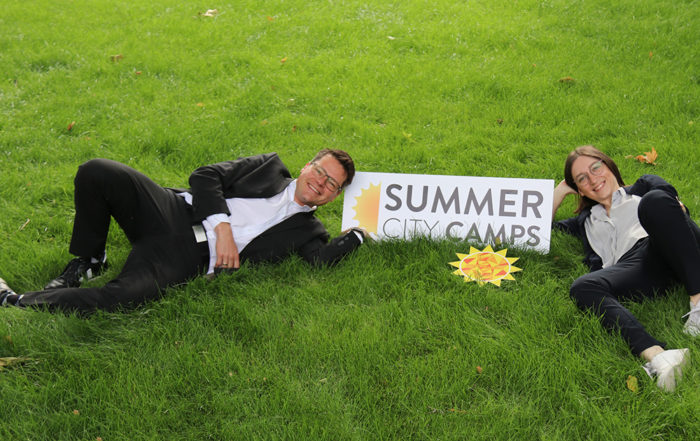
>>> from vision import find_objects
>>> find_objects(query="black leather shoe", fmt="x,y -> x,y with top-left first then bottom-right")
44,254 -> 108,290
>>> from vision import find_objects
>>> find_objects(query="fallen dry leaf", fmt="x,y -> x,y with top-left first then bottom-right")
626,375 -> 639,393
476,365 -> 483,374
19,218 -> 30,231
110,54 -> 123,62
649,51 -> 653,59
67,121 -> 75,131
625,146 -> 658,165
202,9 -> 219,17
196,102 -> 204,107
266,15 -> 275,21
280,56 -> 287,63
73,409 -> 80,415
559,76 -> 575,83
0,357 -> 31,370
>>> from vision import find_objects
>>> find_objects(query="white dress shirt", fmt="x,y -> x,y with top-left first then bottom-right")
180,181 -> 313,274
584,187 -> 648,268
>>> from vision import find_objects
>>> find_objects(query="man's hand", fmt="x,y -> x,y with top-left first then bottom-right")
214,222 -> 240,269
342,227 -> 372,242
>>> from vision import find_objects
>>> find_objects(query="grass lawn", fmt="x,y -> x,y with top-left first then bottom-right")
1,0 -> 699,439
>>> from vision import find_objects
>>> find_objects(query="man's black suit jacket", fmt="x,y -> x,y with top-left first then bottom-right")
186,152 -> 361,266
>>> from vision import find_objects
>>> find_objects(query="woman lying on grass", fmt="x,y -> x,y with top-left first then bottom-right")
552,145 -> 700,392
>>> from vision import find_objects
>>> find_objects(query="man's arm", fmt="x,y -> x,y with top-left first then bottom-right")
189,153 -> 292,270
297,229 -> 364,267
188,153 -> 290,221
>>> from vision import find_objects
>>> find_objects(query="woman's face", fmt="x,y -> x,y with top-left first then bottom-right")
570,155 -> 620,206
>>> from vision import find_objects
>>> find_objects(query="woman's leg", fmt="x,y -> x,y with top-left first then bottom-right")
638,189 -> 700,334
569,242 -> 673,356
638,189 -> 700,296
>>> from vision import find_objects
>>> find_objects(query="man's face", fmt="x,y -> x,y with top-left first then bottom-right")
294,154 -> 347,207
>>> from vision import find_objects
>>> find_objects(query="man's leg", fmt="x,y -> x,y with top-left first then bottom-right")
69,158 -> 184,257
46,159 -> 186,289
18,228 -> 207,312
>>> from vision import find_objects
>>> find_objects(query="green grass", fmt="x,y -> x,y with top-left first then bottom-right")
1,0 -> 699,439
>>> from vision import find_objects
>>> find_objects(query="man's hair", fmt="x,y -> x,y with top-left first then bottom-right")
564,145 -> 625,213
311,148 -> 356,188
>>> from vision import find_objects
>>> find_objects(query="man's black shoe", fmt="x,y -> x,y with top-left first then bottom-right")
44,255 -> 108,290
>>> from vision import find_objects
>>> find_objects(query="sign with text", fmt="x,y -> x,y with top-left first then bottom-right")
341,172 -> 554,253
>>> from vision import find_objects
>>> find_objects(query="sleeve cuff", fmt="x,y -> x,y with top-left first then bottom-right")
206,213 -> 230,229
351,229 -> 364,244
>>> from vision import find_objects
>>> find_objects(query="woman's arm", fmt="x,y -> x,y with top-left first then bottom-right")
552,180 -> 577,221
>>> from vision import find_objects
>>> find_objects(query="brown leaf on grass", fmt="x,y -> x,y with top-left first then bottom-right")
649,51 -> 653,59
19,218 -> 30,231
0,357 -> 31,370
476,365 -> 483,374
266,16 -> 275,21
559,76 -> 575,83
110,54 -> 123,62
280,56 -> 287,63
196,102 -> 204,107
449,408 -> 468,414
626,375 -> 639,393
73,409 -> 80,415
67,121 -> 75,131
625,147 -> 658,165
202,9 -> 219,17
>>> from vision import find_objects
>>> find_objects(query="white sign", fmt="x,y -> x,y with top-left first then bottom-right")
341,172 -> 554,252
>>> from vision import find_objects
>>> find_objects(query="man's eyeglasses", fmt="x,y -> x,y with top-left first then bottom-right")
575,160 -> 605,187
310,163 -> 342,193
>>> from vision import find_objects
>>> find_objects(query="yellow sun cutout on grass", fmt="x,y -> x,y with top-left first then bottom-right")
449,245 -> 521,286
352,183 -> 381,234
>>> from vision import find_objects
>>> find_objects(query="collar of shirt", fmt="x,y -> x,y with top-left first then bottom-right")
589,187 -> 627,221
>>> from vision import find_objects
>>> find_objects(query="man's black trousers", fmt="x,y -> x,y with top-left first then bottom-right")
19,159 -> 208,312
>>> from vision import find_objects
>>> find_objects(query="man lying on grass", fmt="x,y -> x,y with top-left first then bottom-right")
0,149 -> 365,312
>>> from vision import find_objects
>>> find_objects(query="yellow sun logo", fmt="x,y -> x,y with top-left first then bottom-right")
449,245 -> 521,286
352,183 -> 381,234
